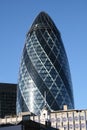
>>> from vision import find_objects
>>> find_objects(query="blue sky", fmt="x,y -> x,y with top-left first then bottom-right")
0,0 -> 87,111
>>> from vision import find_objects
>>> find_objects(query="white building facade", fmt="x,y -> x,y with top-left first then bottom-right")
30,106 -> 87,130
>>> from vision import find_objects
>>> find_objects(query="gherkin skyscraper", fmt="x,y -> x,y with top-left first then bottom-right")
17,12 -> 74,115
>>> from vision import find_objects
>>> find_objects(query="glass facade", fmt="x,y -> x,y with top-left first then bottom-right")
0,83 -> 16,118
17,12 -> 74,115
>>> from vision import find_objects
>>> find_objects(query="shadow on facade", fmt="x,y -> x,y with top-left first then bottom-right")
0,120 -> 58,130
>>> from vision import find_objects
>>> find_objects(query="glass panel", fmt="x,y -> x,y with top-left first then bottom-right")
44,59 -> 52,71
50,67 -> 57,79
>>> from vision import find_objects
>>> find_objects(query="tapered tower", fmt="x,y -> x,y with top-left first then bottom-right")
17,12 -> 74,115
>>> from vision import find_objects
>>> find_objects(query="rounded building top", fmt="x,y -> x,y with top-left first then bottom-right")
28,11 -> 61,38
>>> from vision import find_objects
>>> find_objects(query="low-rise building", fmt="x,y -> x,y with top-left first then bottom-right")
30,105 -> 87,130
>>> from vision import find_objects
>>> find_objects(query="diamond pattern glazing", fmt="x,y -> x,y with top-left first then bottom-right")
17,12 -> 74,115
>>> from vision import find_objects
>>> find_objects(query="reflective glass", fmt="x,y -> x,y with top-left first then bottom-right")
17,12 -> 74,115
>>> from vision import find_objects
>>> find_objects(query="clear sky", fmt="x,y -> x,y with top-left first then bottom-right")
0,0 -> 87,112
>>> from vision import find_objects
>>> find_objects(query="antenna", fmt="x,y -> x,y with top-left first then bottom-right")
44,91 -> 46,106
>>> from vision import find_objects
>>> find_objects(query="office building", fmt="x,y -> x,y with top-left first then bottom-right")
0,112 -> 57,130
0,83 -> 17,118
0,106 -> 87,130
30,105 -> 87,130
17,11 -> 74,115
